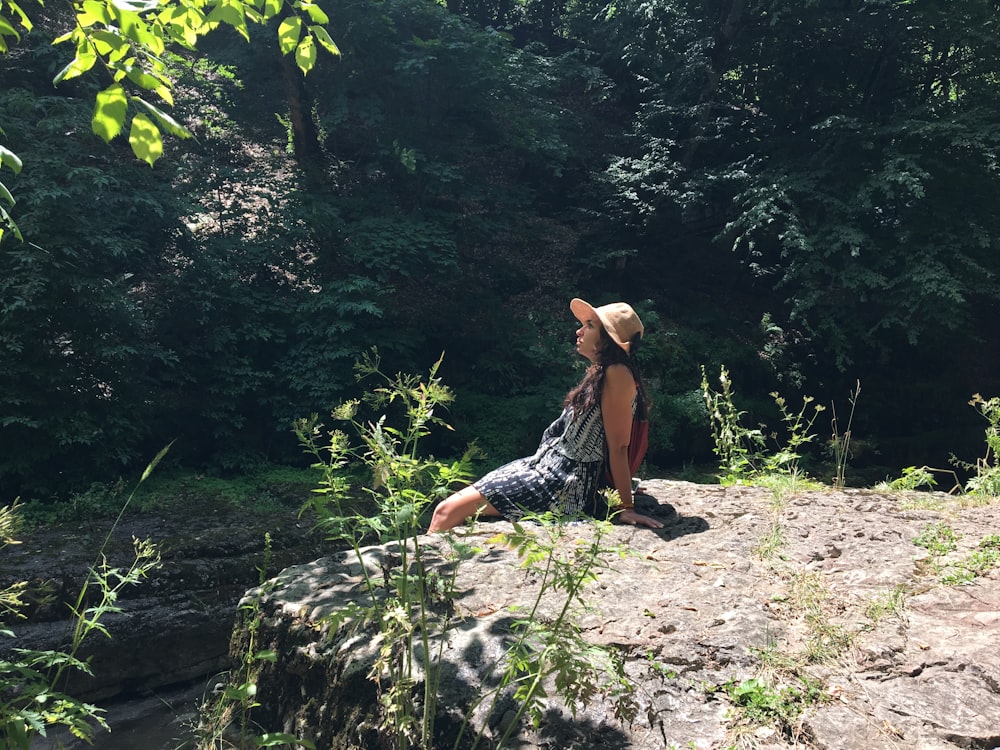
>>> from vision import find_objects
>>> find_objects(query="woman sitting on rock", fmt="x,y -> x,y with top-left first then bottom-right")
428,298 -> 664,532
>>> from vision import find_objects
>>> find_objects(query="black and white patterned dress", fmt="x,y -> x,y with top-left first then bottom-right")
473,404 -> 608,520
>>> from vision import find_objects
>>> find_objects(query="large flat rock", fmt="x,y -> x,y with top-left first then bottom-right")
236,480 -> 1000,749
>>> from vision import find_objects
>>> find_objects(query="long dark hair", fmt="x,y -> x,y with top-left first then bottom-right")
564,327 -> 649,418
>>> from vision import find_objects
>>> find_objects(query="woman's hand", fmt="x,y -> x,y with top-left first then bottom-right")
616,508 -> 664,529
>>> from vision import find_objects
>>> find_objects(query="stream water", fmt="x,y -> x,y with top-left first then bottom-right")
30,682 -> 203,750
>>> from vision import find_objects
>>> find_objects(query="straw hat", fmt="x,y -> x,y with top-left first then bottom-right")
570,298 -> 644,353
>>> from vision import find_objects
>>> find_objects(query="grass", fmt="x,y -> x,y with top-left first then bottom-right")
863,585 -> 908,625
16,464 -> 326,529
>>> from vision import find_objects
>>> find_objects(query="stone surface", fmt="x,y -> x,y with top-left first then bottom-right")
235,480 -> 1000,750
0,505 -> 330,703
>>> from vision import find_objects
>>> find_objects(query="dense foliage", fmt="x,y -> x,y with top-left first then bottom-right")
2,0 -> 999,498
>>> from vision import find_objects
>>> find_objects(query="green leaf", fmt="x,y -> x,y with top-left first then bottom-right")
0,145 -> 23,174
0,181 -> 14,205
262,0 -> 282,19
0,14 -> 21,46
124,66 -> 165,93
301,2 -> 329,24
129,20 -> 165,56
206,3 -> 249,42
79,0 -> 113,26
92,84 -> 128,142
158,5 -> 207,47
89,29 -> 128,57
309,25 -> 339,57
133,97 -> 191,139
0,202 -> 23,242
294,34 -> 316,75
257,733 -> 316,749
277,15 -> 302,55
53,51 -> 97,84
128,113 -> 163,166
8,0 -> 32,30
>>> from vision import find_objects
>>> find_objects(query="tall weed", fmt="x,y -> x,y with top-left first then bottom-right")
0,447 -> 167,748
700,365 -> 825,486
285,351 -> 633,749
952,393 -> 1000,497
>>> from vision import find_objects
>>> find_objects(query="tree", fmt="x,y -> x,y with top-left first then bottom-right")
0,0 -> 340,241
600,0 -> 1000,370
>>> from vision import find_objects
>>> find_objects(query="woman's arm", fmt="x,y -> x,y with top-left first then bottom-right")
601,365 -> 663,529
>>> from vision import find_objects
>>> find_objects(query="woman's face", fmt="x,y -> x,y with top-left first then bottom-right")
575,316 -> 604,363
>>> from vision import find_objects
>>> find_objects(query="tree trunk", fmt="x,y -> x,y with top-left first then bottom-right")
278,46 -> 326,189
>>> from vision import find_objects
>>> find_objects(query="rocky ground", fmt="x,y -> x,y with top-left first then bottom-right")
1,502 -> 332,749
237,479 -> 1000,750
4,479 -> 1000,749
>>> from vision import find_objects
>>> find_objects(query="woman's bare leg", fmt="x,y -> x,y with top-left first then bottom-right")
428,486 -> 500,532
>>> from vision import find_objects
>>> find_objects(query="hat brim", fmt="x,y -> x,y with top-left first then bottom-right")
570,297 -> 632,353
570,297 -> 597,324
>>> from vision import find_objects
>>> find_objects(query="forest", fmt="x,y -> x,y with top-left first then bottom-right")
2,0 -> 1000,501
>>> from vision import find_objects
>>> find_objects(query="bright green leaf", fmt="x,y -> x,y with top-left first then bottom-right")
0,181 -> 14,204
125,66 -> 168,94
158,5 -> 207,47
79,0 -> 113,26
206,3 -> 249,42
301,2 -> 329,24
309,25 -> 339,56
0,15 -> 20,45
277,15 -> 302,55
7,0 -> 31,31
133,97 -> 191,139
1,202 -> 23,242
128,113 -> 163,166
92,83 -> 129,142
53,51 -> 97,84
262,0 -> 281,19
52,27 -> 79,45
294,34 -> 316,74
130,21 -> 165,56
89,29 -> 128,57
0,146 -> 23,174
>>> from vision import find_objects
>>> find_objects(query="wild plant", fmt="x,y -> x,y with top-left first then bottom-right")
196,532 -> 316,749
913,522 -> 960,558
722,674 -> 824,740
700,365 -> 764,483
700,365 -> 825,487
455,514 -> 636,750
941,535 -> 1000,585
828,380 -> 860,488
288,352 -> 633,749
863,585 -> 908,625
0,447 -> 167,749
293,351 -> 476,749
752,522 -> 785,561
952,393 -> 1000,498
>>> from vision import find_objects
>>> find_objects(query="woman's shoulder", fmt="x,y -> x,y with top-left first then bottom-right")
603,363 -> 637,391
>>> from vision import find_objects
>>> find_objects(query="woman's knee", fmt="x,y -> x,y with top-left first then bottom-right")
429,488 -> 495,532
